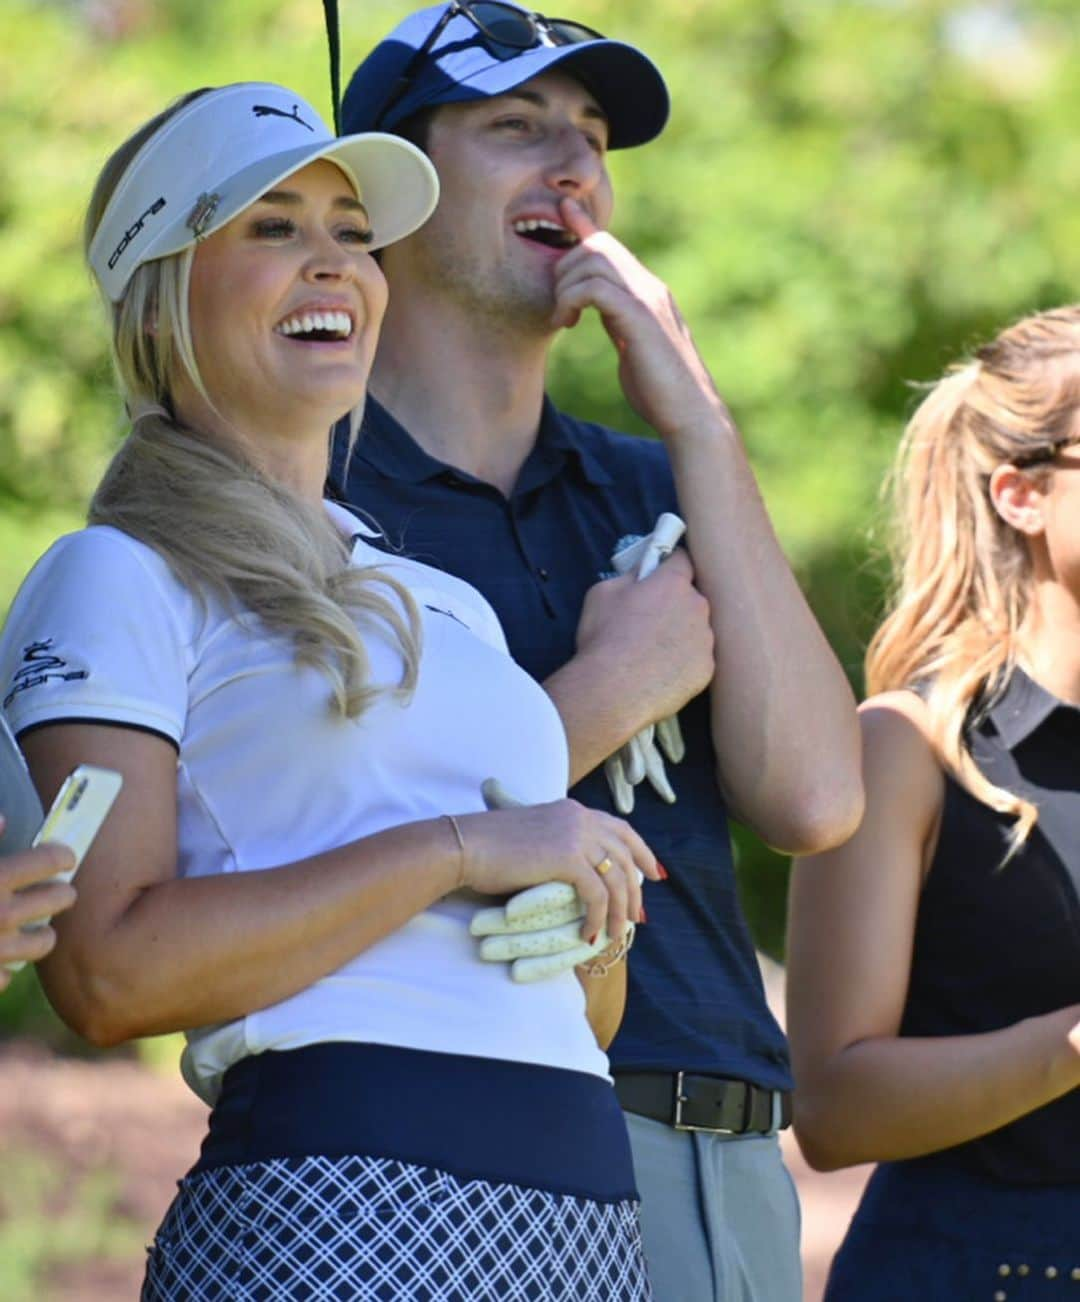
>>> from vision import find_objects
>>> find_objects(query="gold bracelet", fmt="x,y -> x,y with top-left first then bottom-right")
579,925 -> 635,979
443,814 -> 466,888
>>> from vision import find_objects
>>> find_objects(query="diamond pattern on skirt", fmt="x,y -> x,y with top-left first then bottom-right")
142,1153 -> 651,1300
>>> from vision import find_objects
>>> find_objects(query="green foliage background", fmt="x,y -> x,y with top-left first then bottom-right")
2,0 -> 1080,1032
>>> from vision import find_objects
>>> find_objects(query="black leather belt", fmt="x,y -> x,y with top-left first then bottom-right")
614,1071 -> 793,1134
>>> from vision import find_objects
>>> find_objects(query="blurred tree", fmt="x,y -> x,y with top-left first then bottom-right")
2,0 -> 1079,1031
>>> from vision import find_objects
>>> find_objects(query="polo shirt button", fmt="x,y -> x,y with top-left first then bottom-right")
998,1265 -> 1011,1277
538,568 -> 550,581
1046,1267 -> 1059,1279
1017,1265 -> 1030,1276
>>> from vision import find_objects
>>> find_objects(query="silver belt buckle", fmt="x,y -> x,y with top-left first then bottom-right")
672,1070 -> 739,1134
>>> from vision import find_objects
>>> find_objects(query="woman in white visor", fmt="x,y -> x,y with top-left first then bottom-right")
0,83 -> 659,1299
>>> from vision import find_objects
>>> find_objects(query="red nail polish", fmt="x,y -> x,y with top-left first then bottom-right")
588,932 -> 599,946
639,906 -> 648,924
656,861 -> 670,881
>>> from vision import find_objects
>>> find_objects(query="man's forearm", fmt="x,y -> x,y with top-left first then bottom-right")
545,653 -> 656,786
667,415 -> 863,853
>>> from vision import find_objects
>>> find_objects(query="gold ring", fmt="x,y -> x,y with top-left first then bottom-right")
594,856 -> 613,876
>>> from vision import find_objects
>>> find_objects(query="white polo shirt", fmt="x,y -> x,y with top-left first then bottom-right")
0,503 -> 608,1101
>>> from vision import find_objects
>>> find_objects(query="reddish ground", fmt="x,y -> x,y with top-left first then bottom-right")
0,1035 -> 870,1301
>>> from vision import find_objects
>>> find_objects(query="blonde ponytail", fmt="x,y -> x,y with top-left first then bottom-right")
868,306 -> 1080,852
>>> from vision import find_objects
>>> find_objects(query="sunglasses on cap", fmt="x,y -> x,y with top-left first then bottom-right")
373,1 -> 603,129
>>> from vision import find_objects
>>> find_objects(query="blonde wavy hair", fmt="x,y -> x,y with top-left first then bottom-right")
867,305 -> 1080,851
83,90 -> 420,718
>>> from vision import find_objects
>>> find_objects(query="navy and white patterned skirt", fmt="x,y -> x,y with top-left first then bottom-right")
142,1043 -> 651,1301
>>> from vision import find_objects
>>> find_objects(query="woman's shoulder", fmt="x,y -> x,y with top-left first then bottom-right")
858,690 -> 945,816
29,524 -> 178,586
860,687 -> 934,734
8,525 -> 198,636
1,526 -> 196,740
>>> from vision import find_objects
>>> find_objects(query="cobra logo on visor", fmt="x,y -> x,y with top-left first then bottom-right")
107,196 -> 167,270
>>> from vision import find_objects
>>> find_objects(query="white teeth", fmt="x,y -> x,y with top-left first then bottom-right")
275,310 -> 353,339
513,218 -> 566,233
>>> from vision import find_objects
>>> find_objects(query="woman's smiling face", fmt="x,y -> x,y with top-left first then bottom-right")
182,158 -> 388,444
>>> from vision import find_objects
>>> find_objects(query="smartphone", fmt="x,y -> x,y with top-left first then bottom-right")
4,764 -> 123,972
31,765 -> 123,882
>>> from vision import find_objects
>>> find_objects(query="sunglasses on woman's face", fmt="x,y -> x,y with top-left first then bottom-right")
373,2 -> 603,128
1011,439 -> 1080,469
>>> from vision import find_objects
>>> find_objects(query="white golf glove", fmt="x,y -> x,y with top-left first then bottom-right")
471,778 -> 634,983
604,513 -> 687,814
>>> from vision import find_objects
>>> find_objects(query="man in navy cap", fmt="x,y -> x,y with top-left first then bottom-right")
334,4 -> 863,1297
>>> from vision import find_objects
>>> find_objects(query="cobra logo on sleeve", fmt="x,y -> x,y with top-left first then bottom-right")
3,640 -> 88,709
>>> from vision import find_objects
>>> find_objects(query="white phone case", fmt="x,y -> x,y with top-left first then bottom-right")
32,765 -> 123,882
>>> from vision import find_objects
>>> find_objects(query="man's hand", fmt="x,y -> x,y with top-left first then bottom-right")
576,549 -> 714,732
552,197 -> 728,443
550,203 -> 862,850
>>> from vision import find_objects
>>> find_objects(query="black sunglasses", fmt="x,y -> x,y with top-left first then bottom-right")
373,1 -> 603,129
1010,437 -> 1080,469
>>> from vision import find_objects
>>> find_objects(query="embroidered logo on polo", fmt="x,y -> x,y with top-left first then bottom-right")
3,640 -> 88,709
107,196 -> 167,269
424,604 -> 470,630
252,103 -> 314,132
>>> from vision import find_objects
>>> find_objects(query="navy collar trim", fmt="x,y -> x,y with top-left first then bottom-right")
355,395 -> 613,490
986,667 -> 1073,749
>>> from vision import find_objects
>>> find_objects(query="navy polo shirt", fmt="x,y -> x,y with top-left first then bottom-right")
331,396 -> 793,1089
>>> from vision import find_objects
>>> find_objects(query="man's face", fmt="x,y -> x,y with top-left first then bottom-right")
382,69 -> 614,334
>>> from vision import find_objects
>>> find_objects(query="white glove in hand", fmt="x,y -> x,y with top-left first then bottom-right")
473,779 -> 634,983
605,513 -> 687,814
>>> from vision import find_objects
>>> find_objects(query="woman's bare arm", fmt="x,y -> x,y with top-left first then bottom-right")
30,723 -> 461,1044
786,694 -> 1080,1171
29,722 -> 657,1047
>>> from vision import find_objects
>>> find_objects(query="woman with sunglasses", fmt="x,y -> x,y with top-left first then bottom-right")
787,308 -> 1080,1297
0,83 -> 658,1299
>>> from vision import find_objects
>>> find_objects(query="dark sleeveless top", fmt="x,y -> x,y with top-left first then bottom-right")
900,670 -> 1080,1183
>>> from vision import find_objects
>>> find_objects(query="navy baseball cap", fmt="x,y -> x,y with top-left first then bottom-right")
342,2 -> 669,150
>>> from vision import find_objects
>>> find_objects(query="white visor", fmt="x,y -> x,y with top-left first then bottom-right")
88,82 -> 439,302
